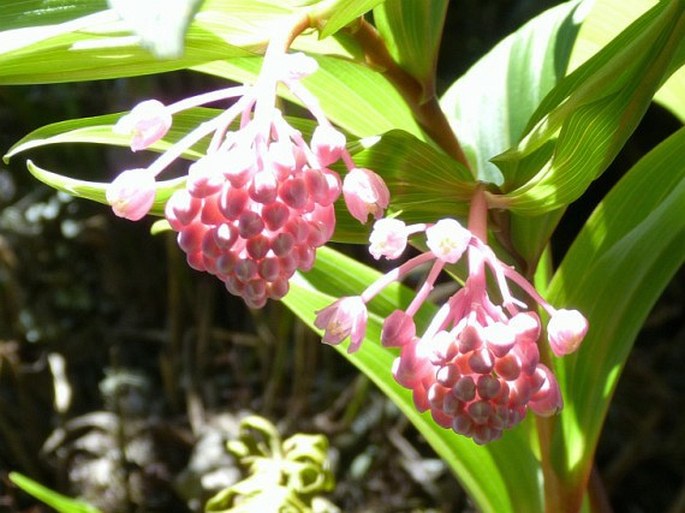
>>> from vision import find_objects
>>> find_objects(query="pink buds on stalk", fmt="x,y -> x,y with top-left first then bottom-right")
315,216 -> 588,444
108,51 -> 389,308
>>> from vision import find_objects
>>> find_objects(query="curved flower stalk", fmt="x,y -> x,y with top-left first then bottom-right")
315,191 -> 588,445
106,36 -> 388,309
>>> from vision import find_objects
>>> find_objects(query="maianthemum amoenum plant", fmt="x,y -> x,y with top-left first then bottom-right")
1,0 -> 684,512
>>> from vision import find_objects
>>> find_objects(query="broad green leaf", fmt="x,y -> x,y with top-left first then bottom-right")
440,0 -> 586,186
284,245 -> 543,513
195,55 -> 425,139
9,472 -> 101,513
107,0 -> 203,59
0,0 -> 354,85
25,160 -> 185,216
440,0 -> 587,266
569,0 -> 685,123
373,0 -> 449,100
496,0 -> 685,214
351,130 -> 475,223
312,0 -> 385,39
0,0 -> 107,31
546,126 -> 685,500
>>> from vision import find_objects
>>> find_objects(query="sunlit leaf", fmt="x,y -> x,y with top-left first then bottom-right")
440,0 -> 586,186
496,0 -> 685,214
4,109 -> 213,162
546,125 -> 685,500
569,0 -> 685,123
0,0 -> 354,85
440,0 -> 587,266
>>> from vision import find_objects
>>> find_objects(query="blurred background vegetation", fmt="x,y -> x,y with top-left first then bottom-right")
0,1 -> 683,512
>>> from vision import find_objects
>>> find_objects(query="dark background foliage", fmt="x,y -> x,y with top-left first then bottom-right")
0,1 -> 683,512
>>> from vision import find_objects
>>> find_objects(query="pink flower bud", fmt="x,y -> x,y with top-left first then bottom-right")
114,99 -> 171,152
392,338 -> 433,388
311,125 -> 346,167
314,296 -> 368,353
425,218 -> 471,263
547,309 -> 588,356
381,310 -> 416,347
369,218 -> 408,260
342,168 -> 390,223
106,169 -> 156,221
528,364 -> 563,416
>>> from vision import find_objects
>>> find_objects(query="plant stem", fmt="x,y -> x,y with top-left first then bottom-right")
350,19 -> 471,170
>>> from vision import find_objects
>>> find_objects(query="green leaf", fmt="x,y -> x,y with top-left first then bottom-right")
352,130 -> 475,222
25,160 -> 185,216
284,246 -> 543,513
373,0 -> 449,100
9,472 -> 101,513
496,0 -> 685,214
107,0 -> 203,59
0,0 -> 338,85
547,125 -> 685,497
440,0 -> 586,186
569,0 -> 685,123
0,0 -> 107,30
4,109 -> 218,162
313,0 -> 385,39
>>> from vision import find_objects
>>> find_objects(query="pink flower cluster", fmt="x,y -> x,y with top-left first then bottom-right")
106,53 -> 389,308
315,217 -> 588,444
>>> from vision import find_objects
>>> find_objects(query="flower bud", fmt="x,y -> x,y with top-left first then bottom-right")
528,364 -> 563,416
381,309 -> 416,347
114,99 -> 171,152
311,125 -> 346,167
342,168 -> 390,223
547,309 -> 588,356
106,169 -> 156,221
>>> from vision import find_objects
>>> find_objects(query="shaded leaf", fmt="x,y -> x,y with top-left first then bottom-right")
351,130 -> 476,224
373,0 -> 449,100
